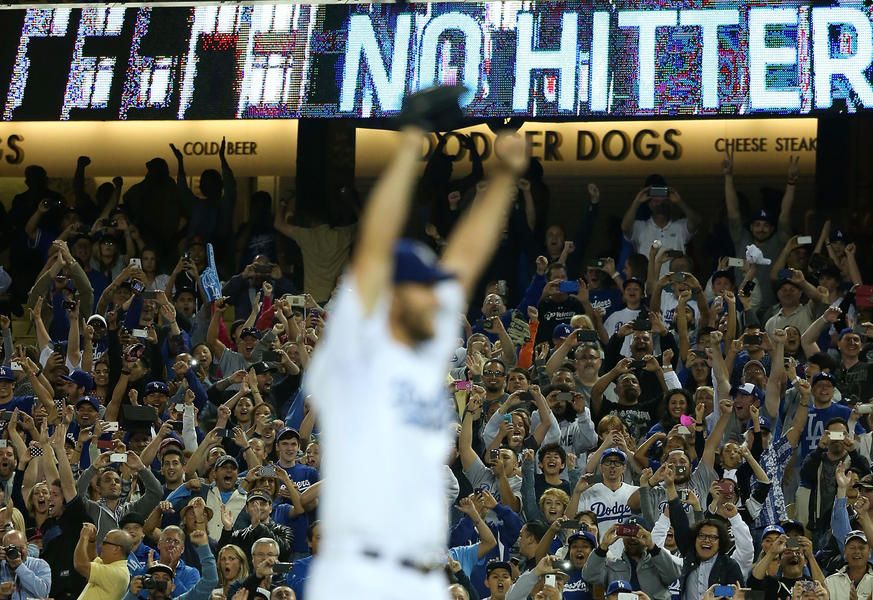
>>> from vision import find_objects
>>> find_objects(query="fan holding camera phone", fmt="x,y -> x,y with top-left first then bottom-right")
581,516 -> 680,600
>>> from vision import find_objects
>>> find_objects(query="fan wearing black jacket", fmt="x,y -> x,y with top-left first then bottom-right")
218,491 -> 294,565
664,466 -> 744,600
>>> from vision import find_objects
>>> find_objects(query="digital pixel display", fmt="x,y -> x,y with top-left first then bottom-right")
0,2 -> 871,121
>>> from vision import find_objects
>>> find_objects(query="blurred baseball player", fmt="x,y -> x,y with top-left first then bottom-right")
305,88 -> 528,600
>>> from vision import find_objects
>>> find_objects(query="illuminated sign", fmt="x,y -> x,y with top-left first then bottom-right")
1,3 -> 871,121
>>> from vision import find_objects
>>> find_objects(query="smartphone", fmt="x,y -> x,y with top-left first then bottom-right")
744,334 -> 763,346
618,594 -> 638,600
615,523 -> 639,537
103,421 -> 119,433
131,328 -> 149,339
110,453 -> 127,463
797,236 -> 813,245
130,279 -> 145,294
560,520 -> 582,529
142,290 -> 159,301
830,431 -> 846,441
778,268 -> 793,280
785,537 -> 801,550
800,580 -> 816,592
632,319 -> 651,331
455,380 -> 472,392
170,420 -> 184,432
630,359 -> 647,370
0,411 -> 13,423
649,186 -> 669,197
675,465 -> 688,476
556,392 -> 574,403
718,481 -> 736,496
858,404 -> 873,415
129,258 -> 142,269
577,330 -> 598,343
483,318 -> 494,329
253,264 -> 273,274
558,280 -> 580,294
544,574 -> 556,587
288,295 -> 306,307
29,446 -> 43,457
670,272 -> 687,283
677,425 -> 691,435
713,585 -> 735,598
174,404 -> 186,413
727,257 -> 745,268
741,280 -> 756,296
259,464 -> 276,477
217,428 -> 234,440
679,488 -> 690,501
262,350 -> 280,362
9,362 -> 22,372
271,562 -> 293,574
490,449 -> 500,462
97,440 -> 114,450
589,259 -> 606,270
503,414 -> 514,425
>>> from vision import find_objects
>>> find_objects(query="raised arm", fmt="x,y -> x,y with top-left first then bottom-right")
459,390 -> 484,471
778,156 -> 799,233
621,189 -> 648,238
170,144 -> 189,189
723,148 -> 741,221
351,128 -> 423,314
440,134 -> 527,298
785,379 -> 812,449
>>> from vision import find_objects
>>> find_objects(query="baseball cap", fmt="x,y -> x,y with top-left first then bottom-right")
146,563 -> 175,577
552,323 -> 573,340
240,327 -> 262,340
855,475 -> 873,490
600,448 -> 627,464
606,580 -> 634,595
119,513 -> 146,528
214,455 -> 239,470
830,228 -> 848,243
731,383 -> 763,402
751,208 -> 776,225
485,560 -> 512,576
246,490 -> 273,505
780,520 -> 805,536
0,366 -> 15,383
277,427 -> 301,442
746,415 -> 772,432
87,314 -> 107,327
159,437 -> 184,454
762,524 -> 785,538
839,327 -> 863,341
61,369 -> 94,392
846,530 -> 868,544
252,362 -> 277,375
568,530 -> 597,548
75,396 -> 100,411
393,239 -> 452,285
623,277 -> 644,290
743,359 -> 765,373
144,381 -> 169,396
812,372 -> 836,387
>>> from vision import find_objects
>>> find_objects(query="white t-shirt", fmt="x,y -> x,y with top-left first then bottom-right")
578,481 -> 639,529
629,218 -> 692,277
305,276 -> 463,561
604,308 -> 640,357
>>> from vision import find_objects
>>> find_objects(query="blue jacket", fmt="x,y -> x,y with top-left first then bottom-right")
124,545 -> 218,600
286,555 -> 313,600
0,556 -> 52,600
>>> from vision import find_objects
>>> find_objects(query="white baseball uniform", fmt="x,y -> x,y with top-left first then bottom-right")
304,275 -> 464,599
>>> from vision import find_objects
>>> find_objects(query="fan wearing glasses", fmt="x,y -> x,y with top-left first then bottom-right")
74,523 -> 133,600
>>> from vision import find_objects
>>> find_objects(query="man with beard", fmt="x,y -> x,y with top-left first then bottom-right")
159,446 -> 186,495
639,399 -> 731,528
167,455 -> 248,540
621,182 -> 700,270
590,360 -> 659,441
76,451 -> 163,543
582,517 -> 680,600
748,533 -> 824,600
141,381 -> 171,418
534,264 -> 586,345
60,369 -> 94,406
723,151 -> 798,308
124,529 -> 217,600
799,417 -> 871,549
41,424 -> 94,600
562,530 -> 597,600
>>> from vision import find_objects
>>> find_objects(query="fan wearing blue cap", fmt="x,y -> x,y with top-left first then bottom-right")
793,372 -> 861,462
303,116 -> 529,600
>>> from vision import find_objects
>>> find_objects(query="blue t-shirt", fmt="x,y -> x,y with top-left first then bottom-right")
589,288 -> 622,319
277,463 -> 320,553
563,570 -> 594,600
792,401 -> 863,462
286,555 -> 312,600
274,503 -> 311,555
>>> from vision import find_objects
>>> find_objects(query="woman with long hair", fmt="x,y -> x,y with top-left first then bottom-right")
218,544 -> 250,597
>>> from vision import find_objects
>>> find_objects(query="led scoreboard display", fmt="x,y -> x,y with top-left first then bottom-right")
0,2 -> 871,121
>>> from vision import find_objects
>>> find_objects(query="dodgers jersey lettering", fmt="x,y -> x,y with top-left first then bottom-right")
304,277 -> 464,560
578,482 -> 638,527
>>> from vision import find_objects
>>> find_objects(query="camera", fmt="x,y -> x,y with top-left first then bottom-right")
141,575 -> 167,592
3,545 -> 19,560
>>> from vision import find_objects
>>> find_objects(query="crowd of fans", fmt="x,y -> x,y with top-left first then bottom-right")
0,132 -> 871,600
